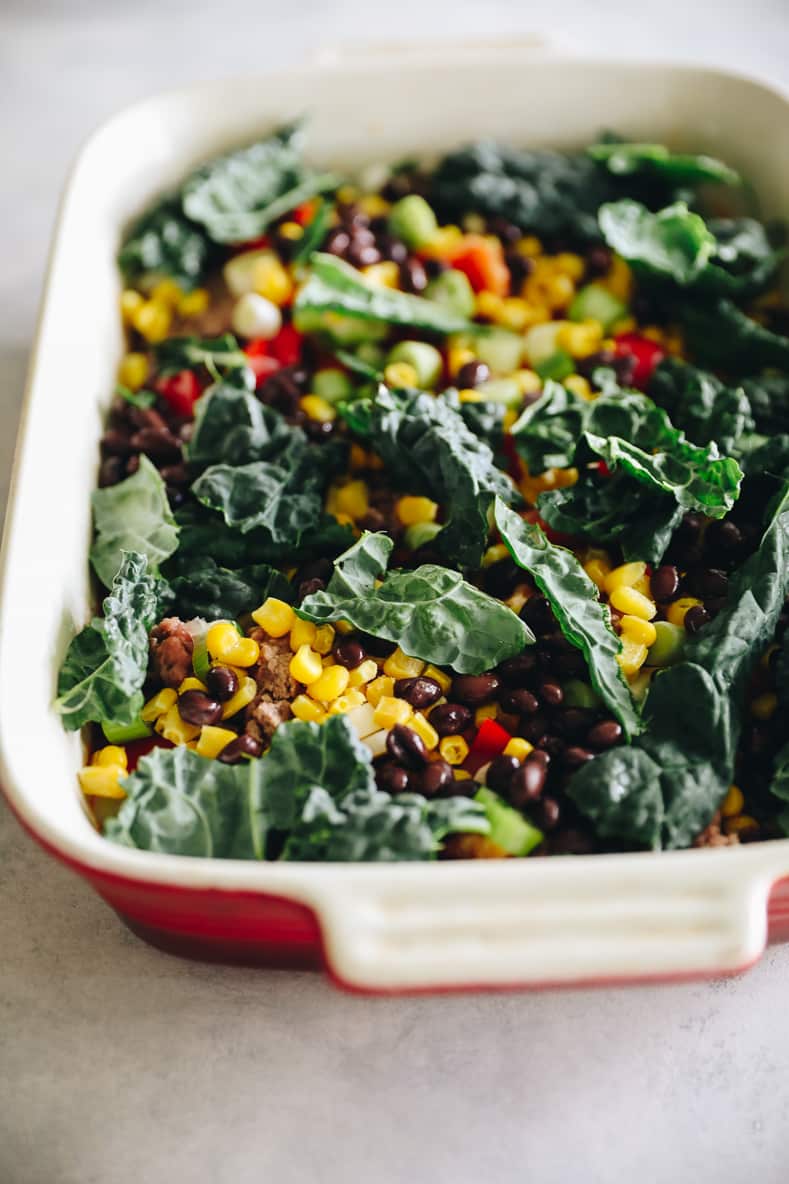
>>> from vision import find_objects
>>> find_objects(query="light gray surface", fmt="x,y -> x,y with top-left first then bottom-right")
2,3 -> 789,1181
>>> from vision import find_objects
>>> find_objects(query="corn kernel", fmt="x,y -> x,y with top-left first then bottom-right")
252,597 -> 295,638
751,692 -> 778,720
409,712 -> 439,750
475,704 -> 498,726
141,687 -> 178,722
423,664 -> 452,695
497,298 -> 534,332
291,694 -> 327,723
421,225 -> 463,259
554,252 -> 586,280
665,597 -> 703,628
564,375 -> 592,400
278,220 -> 304,241
348,658 -> 379,688
289,619 -> 317,651
506,586 -> 529,614
609,586 -> 657,621
439,735 -> 470,765
602,255 -> 633,301
150,278 -> 183,308
132,300 -> 172,343
178,676 -> 208,694
78,764 -> 127,799
457,389 -> 484,404
349,443 -> 370,471
156,704 -> 201,745
221,637 -> 260,668
335,480 -> 369,520
396,496 -> 438,526
120,289 -> 144,323
206,621 -> 241,661
358,194 -> 391,218
584,558 -> 611,591
383,648 -> 425,680
346,701 -> 378,739
290,644 -> 324,686
308,664 -> 350,703
604,561 -> 647,595
93,745 -> 128,771
617,638 -> 649,678
328,689 -> 366,714
196,726 -> 238,759
517,235 -> 543,257
312,625 -> 336,656
384,361 -> 419,388
252,253 -> 293,305
300,394 -> 336,423
503,737 -> 534,762
367,676 -> 395,709
177,287 -> 210,318
503,409 -> 518,432
336,184 -> 359,204
448,344 -> 476,377
361,261 -> 400,288
475,291 -> 504,321
724,814 -> 760,836
515,368 -> 542,395
543,272 -> 575,311
557,322 -> 603,358
373,696 -> 412,729
620,615 -> 658,647
482,543 -> 510,568
117,351 -> 149,391
721,784 -> 745,818
220,676 -> 257,720
453,768 -> 473,781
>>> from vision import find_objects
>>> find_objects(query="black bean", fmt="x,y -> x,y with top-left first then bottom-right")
496,651 -> 538,686
379,235 -> 408,264
348,242 -> 381,268
539,680 -> 564,707
125,455 -> 140,476
554,708 -> 596,739
325,229 -> 351,256
520,595 -> 555,635
540,735 -> 565,759
178,690 -> 223,727
500,687 -> 540,716
564,745 -> 596,769
98,456 -> 126,486
451,674 -> 501,706
100,429 -> 135,457
684,605 -> 710,634
417,759 -> 454,797
424,257 -> 447,279
699,568 -> 729,599
509,756 -> 548,806
445,777 -> 480,799
488,217 -> 522,245
537,797 -> 561,831
483,558 -> 521,600
160,463 -> 189,487
576,348 -> 617,380
585,244 -> 613,277
205,665 -> 239,703
376,762 -> 411,794
587,719 -> 623,750
218,734 -> 262,764
429,703 -> 472,737
487,754 -> 521,796
705,519 -> 743,557
332,636 -> 366,670
551,827 -> 595,855
394,675 -> 442,709
305,419 -> 336,441
456,360 -> 491,389
297,577 -> 326,601
386,724 -> 428,769
130,427 -> 182,464
651,564 -> 680,602
504,251 -> 532,291
399,257 -> 427,294
521,713 -> 548,744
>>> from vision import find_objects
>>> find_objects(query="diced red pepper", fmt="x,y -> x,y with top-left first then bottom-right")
593,460 -> 613,478
523,509 -> 579,548
244,339 -> 281,387
293,200 -> 318,227
231,234 -> 271,254
447,235 -> 510,297
124,736 -> 172,772
613,333 -> 665,389
155,369 -> 203,418
269,323 -> 304,367
501,434 -> 522,482
466,718 -> 512,774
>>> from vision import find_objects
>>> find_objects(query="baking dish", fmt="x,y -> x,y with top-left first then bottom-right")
3,40 -> 789,992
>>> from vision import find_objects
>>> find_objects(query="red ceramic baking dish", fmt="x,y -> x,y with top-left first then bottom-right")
3,41 -> 789,992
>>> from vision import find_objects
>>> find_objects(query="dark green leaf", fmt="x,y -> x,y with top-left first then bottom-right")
187,381 -> 291,468
117,195 -> 213,289
291,198 -> 334,265
589,142 -> 739,186
598,200 -> 716,285
298,532 -> 533,675
163,554 -> 292,620
679,298 -> 789,374
153,333 -> 252,383
115,384 -> 157,411
648,358 -> 754,454
55,552 -> 162,731
174,499 -> 354,569
494,500 -> 639,740
90,455 -> 179,588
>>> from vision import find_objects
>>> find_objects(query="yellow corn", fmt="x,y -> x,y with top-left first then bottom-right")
482,543 -> 510,568
289,645 -> 324,686
132,300 -> 172,343
475,704 -> 498,726
336,184 -> 359,204
300,395 -> 336,423
423,664 -> 451,695
312,625 -> 336,656
252,597 -> 295,638
328,689 -> 366,714
609,586 -> 657,621
156,704 -> 201,745
366,675 -> 395,708
604,562 -> 647,595
206,621 -> 242,661
721,784 -> 745,818
178,676 -> 208,694
289,618 -> 317,651
308,664 -> 350,703
410,712 -> 439,751
448,343 -> 476,377
666,597 -> 703,628
384,361 -> 418,388
383,648 -> 425,680
457,389 -> 484,403
515,368 -> 542,396
751,692 -> 778,721
177,288 -> 210,318
543,272 -> 576,311
453,769 -> 473,781
503,737 -> 534,762
291,694 -> 327,723
117,352 -> 149,391
348,658 -> 379,688
584,558 -> 610,591
564,375 -> 592,400
120,288 -> 144,323
505,586 -> 529,614
617,638 -> 649,678
554,252 -> 586,280
620,615 -> 658,647
601,255 -> 633,301
396,496 -> 438,526
278,220 -> 304,241
439,735 -> 470,765
150,278 -> 183,308
361,260 -> 400,288
358,194 -> 391,218
421,225 -> 463,258
78,763 -> 127,799
373,696 -> 412,729
141,687 -> 178,723
220,676 -> 257,720
724,814 -> 759,836
93,745 -> 128,771
475,291 -> 504,321
252,253 -> 293,305
335,480 -> 369,520
557,321 -> 603,358
221,637 -> 260,668
196,726 -> 238,759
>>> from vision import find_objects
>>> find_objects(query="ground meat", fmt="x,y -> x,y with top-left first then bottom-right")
693,812 -> 740,848
249,630 -> 300,701
169,275 -> 235,338
149,617 -> 194,688
247,698 -> 293,741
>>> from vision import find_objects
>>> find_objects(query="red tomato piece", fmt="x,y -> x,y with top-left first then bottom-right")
270,323 -> 304,366
447,235 -> 510,297
293,200 -> 317,226
155,369 -> 203,417
614,333 -> 665,389
466,718 -> 512,773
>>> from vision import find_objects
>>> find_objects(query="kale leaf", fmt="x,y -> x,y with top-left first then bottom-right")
162,554 -> 292,620
187,381 -> 291,468
174,499 -> 354,569
153,333 -> 252,383
678,298 -> 789,374
298,531 -> 533,674
598,200 -> 716,285
55,552 -> 162,731
90,455 -> 179,588
647,358 -> 754,454
494,500 -> 639,740
588,141 -> 739,186
117,195 -> 213,290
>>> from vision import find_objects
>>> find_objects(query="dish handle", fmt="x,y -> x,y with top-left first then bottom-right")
313,853 -> 778,992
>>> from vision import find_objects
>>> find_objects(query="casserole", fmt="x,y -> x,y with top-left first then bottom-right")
3,40 -> 789,992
